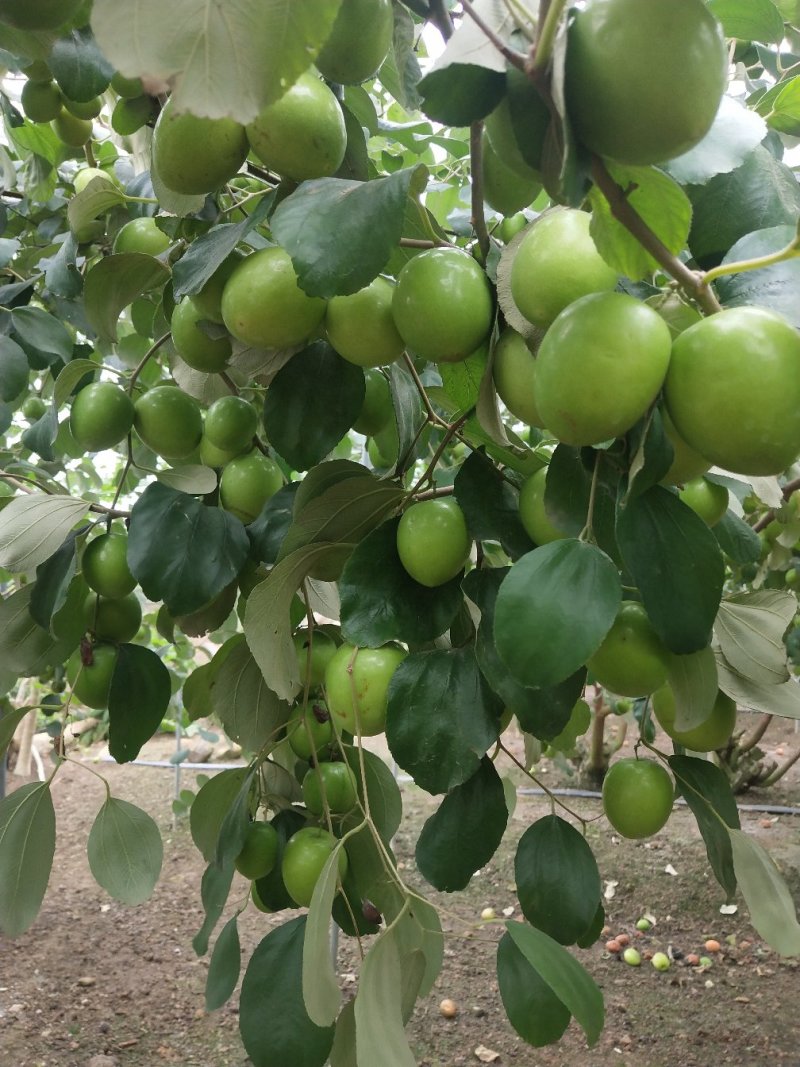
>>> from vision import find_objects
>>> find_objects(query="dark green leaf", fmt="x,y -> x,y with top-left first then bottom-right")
669,754 -> 740,902
388,361 -> 426,473
497,931 -> 571,1048
688,146 -> 800,266
0,583 -> 81,677
247,482 -> 300,565
0,782 -> 55,936
42,232 -> 81,298
212,639 -> 290,753
263,342 -> 365,471
30,534 -> 77,630
616,485 -> 724,654
87,797 -> 163,905
84,253 -> 171,342
625,409 -> 674,502
463,567 -> 586,741
386,647 -> 501,794
494,540 -> 621,688
190,767 -> 252,863
378,2 -> 422,111
336,104 -> 369,182
339,518 -> 463,646
239,917 -> 334,1067
416,757 -> 508,892
454,451 -> 534,559
716,225 -> 800,328
206,915 -> 241,1011
214,764 -> 257,871
20,404 -> 58,460
49,26 -> 114,101
172,197 -> 273,299
128,482 -> 250,616
714,510 -> 763,565
193,861 -> 234,957
271,166 -> 428,298
544,446 -> 619,562
0,335 -> 28,401
576,902 -> 606,948
515,815 -> 601,945
418,64 -> 505,125
12,306 -> 73,366
108,643 -> 172,763
505,921 -> 604,1046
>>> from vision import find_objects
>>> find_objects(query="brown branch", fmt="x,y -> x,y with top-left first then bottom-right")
589,157 -> 723,316
753,476 -> 800,533
737,712 -> 773,755
762,745 -> 800,787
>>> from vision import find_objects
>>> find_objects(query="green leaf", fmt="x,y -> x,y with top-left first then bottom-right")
730,828 -> 800,956
279,467 -> 404,560
108,643 -> 172,763
214,765 -> 258,870
0,335 -> 28,402
342,746 -> 402,845
497,931 -> 571,1048
87,796 -> 163,905
330,1000 -> 357,1067
464,566 -> 586,741
543,445 -> 619,562
0,706 -> 34,762
264,342 -> 365,471
515,815 -> 601,946
84,253 -> 171,343
354,929 -> 417,1067
589,163 -> 692,281
688,146 -> 800,266
438,345 -> 487,413
128,482 -> 250,617
625,408 -> 674,502
339,518 -> 463,646
386,647 -> 501,794
759,75 -> 800,137
494,540 -> 621,688
94,0 -> 343,124
387,361 -> 426,473
0,494 -> 89,573
303,844 -> 345,1027
716,652 -> 800,718
212,638 -> 290,752
30,533 -> 77,630
377,2 -> 422,111
206,915 -> 241,1012
12,306 -> 73,366
0,584 -> 81,676
505,921 -> 604,1046
669,755 -> 739,902
664,645 -> 719,732
616,486 -> 724,655
714,590 -> 795,686
0,782 -> 55,937
156,464 -> 218,495
49,26 -> 114,100
418,64 -> 505,125
716,225 -> 800,328
172,197 -> 273,299
714,510 -> 763,565
240,916 -> 334,1067
247,483 -> 299,565
67,177 -> 127,234
190,766 -> 251,863
53,358 -> 99,410
42,232 -> 81,298
394,895 -> 444,998
663,96 -> 767,186
193,861 -> 234,957
244,542 -> 352,701
707,0 -> 785,42
416,757 -> 508,892
20,404 -> 58,461
454,451 -> 534,559
271,166 -> 428,298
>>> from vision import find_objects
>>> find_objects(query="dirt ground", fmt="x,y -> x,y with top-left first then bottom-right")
1,713 -> 799,1067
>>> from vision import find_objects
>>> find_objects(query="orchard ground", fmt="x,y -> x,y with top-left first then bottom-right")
1,715 -> 799,1067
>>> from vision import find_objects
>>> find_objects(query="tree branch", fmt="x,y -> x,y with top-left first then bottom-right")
589,157 -> 723,316
752,475 -> 800,533
459,0 -> 527,69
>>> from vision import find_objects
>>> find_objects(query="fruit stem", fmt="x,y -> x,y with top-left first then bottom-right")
700,233 -> 800,289
530,0 -> 568,73
589,157 -> 723,316
459,0 -> 527,69
469,122 -> 492,262
128,331 -> 171,395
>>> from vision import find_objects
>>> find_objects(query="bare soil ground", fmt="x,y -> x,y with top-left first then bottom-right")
1,712 -> 799,1067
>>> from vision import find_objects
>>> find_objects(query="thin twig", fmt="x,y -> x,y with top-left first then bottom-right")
752,476 -> 800,533
469,123 -> 491,262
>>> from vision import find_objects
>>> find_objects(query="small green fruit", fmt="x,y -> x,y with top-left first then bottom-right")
623,947 -> 642,966
651,952 -> 670,971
